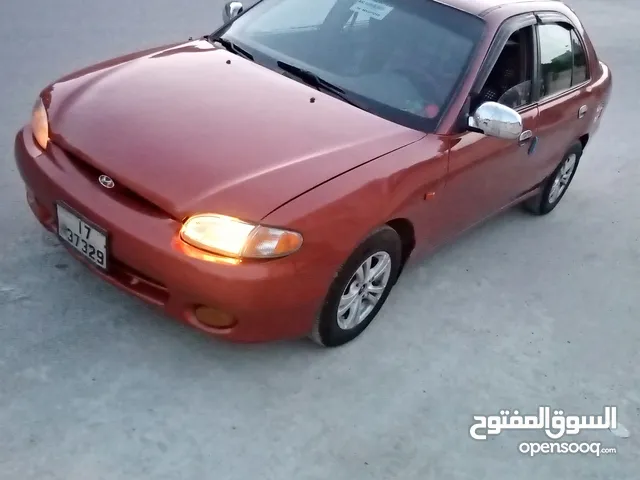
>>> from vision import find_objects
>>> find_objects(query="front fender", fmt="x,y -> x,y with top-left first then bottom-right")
261,135 -> 448,284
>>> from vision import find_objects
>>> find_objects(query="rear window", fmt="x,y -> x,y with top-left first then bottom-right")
538,23 -> 590,98
571,30 -> 588,84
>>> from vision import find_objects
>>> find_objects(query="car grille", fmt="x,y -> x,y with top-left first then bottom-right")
58,145 -> 171,219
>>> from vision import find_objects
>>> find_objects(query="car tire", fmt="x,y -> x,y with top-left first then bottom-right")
309,225 -> 402,348
523,142 -> 583,215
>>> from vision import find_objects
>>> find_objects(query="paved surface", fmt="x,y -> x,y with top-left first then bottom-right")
0,1 -> 638,479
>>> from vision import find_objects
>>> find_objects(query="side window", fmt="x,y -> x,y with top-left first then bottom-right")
474,26 -> 535,111
538,24 -> 572,97
571,30 -> 588,84
538,23 -> 589,99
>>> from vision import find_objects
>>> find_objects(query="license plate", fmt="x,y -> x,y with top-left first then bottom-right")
56,203 -> 108,270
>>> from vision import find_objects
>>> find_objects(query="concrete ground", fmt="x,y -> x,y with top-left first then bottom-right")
0,0 -> 638,479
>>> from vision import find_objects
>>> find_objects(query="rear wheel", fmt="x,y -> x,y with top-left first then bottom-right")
310,226 -> 402,348
523,142 -> 582,215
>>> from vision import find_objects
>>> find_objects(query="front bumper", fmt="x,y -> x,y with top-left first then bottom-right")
14,127 -> 327,343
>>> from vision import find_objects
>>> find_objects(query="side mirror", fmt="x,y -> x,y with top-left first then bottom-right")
223,1 -> 244,23
468,101 -> 523,141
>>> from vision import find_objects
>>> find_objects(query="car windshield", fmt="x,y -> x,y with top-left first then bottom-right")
216,0 -> 484,132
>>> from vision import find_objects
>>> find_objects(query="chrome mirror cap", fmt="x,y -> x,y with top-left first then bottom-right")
468,101 -> 523,141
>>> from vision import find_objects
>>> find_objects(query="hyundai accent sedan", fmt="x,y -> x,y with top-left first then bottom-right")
15,0 -> 612,347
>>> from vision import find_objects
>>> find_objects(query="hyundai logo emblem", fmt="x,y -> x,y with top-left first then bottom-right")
98,175 -> 115,189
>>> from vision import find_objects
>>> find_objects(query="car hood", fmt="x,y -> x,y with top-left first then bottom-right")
43,40 -> 425,221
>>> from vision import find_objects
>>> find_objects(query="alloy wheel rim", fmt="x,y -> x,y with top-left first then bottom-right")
336,252 -> 392,330
548,153 -> 577,204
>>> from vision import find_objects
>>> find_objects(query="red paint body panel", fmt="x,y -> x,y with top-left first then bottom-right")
441,104 -> 540,237
14,0 -> 613,343
44,40 -> 424,221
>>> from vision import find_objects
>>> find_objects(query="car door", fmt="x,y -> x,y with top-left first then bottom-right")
529,13 -> 596,183
437,14 -> 541,240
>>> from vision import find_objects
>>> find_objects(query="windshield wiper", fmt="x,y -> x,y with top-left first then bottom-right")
276,61 -> 366,111
209,36 -> 254,61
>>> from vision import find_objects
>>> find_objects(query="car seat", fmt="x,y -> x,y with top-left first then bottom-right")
479,40 -> 521,104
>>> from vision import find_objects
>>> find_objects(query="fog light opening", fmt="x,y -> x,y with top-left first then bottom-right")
194,306 -> 237,329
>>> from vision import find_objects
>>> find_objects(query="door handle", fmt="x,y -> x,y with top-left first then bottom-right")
518,130 -> 533,145
578,105 -> 588,118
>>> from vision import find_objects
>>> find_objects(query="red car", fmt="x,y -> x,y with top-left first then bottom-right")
15,0 -> 611,347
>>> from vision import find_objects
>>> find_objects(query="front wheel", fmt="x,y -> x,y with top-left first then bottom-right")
310,226 -> 402,348
523,142 -> 583,215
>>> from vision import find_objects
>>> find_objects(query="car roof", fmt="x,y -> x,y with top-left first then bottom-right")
439,0 -> 562,17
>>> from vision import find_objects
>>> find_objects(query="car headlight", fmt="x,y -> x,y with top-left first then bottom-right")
180,214 -> 303,259
31,98 -> 49,150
